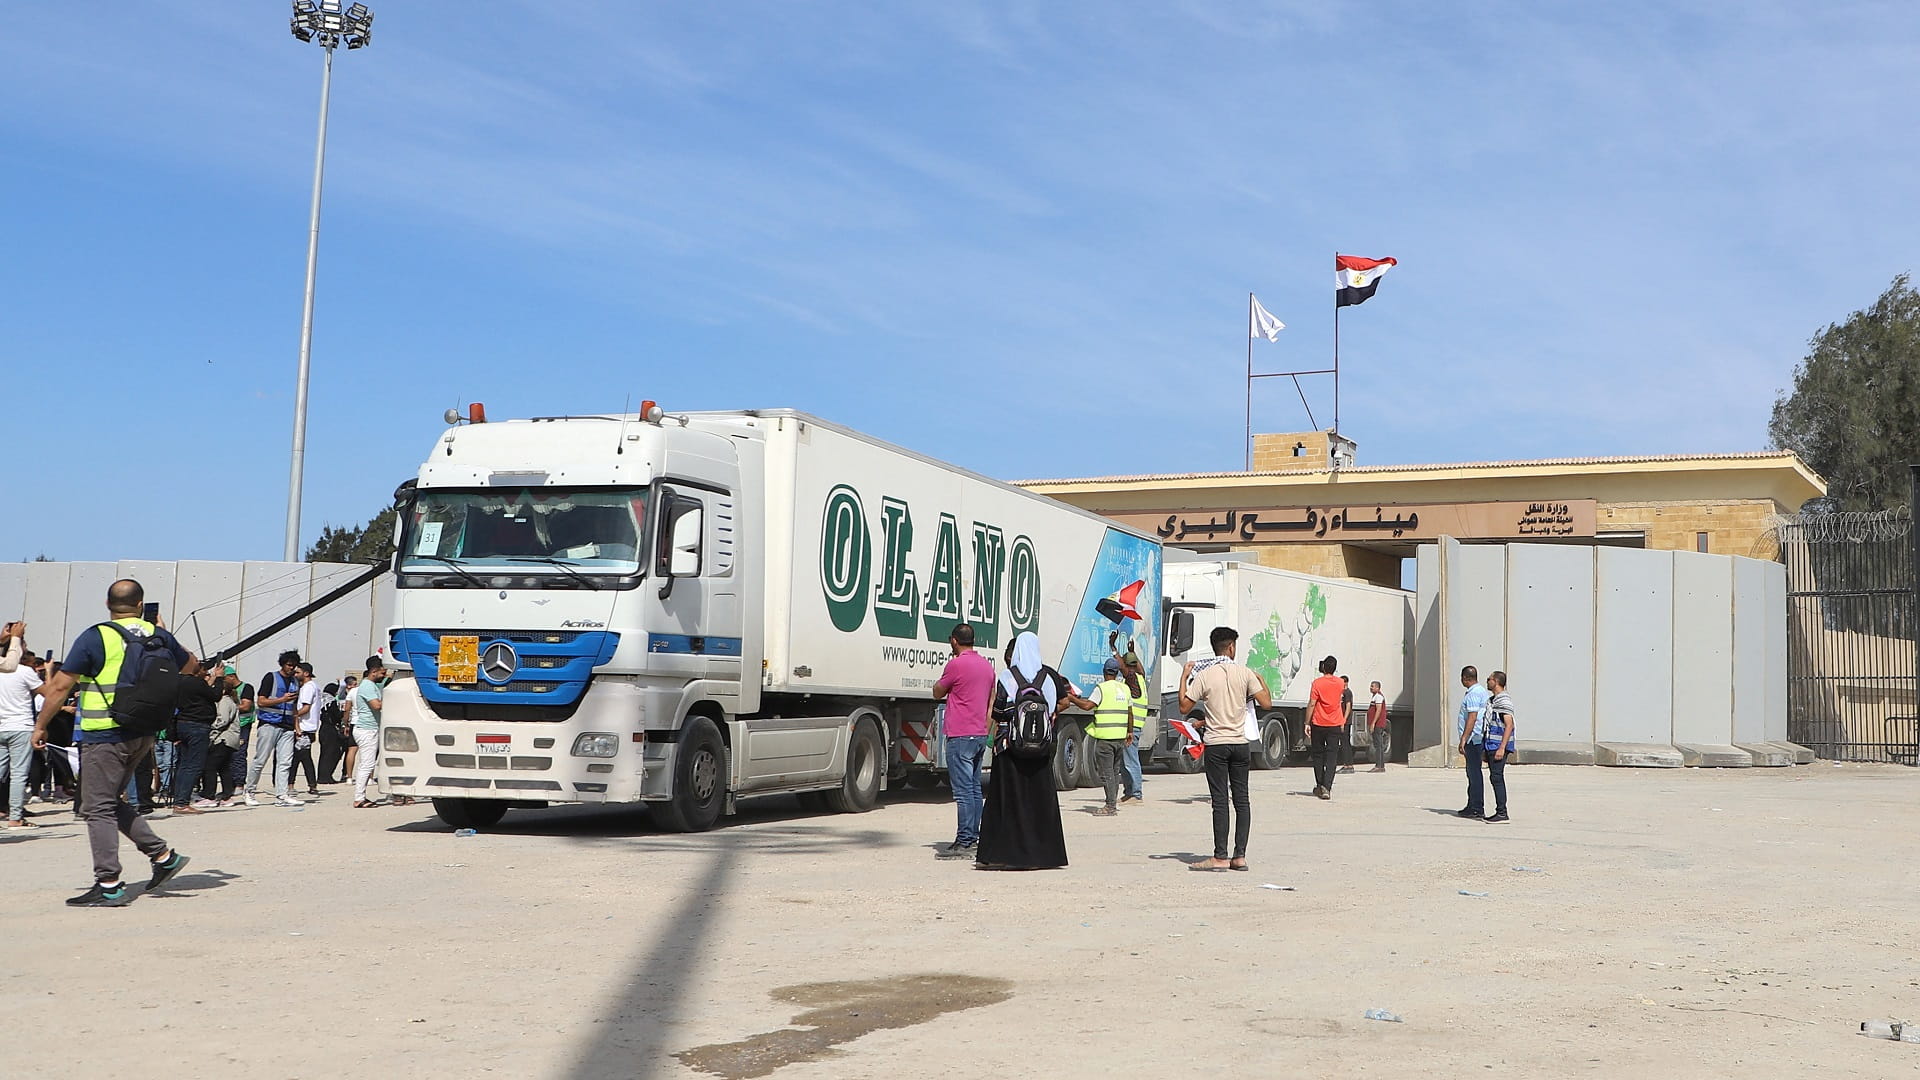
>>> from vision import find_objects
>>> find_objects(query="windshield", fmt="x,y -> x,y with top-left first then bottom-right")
398,487 -> 649,573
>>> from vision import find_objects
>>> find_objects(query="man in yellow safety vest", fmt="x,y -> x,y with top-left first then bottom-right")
33,579 -> 198,908
1073,658 -> 1136,818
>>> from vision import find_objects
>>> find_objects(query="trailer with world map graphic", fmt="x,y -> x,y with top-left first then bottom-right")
1153,555 -> 1413,771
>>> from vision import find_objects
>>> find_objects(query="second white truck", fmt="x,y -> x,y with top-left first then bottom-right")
1151,556 -> 1413,771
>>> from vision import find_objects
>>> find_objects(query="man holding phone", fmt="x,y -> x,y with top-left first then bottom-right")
244,650 -> 305,807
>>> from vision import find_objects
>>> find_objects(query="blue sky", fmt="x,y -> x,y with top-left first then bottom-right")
4,1 -> 1916,562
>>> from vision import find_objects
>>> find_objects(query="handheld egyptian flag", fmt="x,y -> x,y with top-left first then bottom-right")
1168,718 -> 1206,758
1095,580 -> 1146,624
1335,254 -> 1397,308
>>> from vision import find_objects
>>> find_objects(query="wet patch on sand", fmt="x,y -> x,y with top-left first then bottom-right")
676,973 -> 1013,1079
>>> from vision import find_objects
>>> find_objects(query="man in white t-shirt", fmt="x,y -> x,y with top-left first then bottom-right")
1366,681 -> 1390,771
0,645 -> 44,827
289,663 -> 322,797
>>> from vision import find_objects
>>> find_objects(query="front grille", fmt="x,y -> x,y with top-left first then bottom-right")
422,700 -> 585,723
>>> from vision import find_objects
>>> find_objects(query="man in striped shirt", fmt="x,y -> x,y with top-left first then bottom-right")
1482,672 -> 1515,823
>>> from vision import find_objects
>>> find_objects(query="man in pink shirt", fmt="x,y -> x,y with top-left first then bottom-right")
932,623 -> 996,860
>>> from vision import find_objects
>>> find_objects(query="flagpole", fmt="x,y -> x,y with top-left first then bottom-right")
1245,292 -> 1254,470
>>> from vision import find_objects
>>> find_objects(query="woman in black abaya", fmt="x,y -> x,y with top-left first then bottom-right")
975,631 -> 1069,870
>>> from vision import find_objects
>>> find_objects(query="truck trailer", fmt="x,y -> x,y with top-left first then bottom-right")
378,407 -> 1163,830
1150,556 -> 1413,771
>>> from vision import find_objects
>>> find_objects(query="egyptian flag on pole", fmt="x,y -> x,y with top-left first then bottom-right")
1335,254 -> 1397,308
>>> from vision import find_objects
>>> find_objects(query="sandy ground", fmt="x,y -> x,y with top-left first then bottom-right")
5,760 -> 1920,1079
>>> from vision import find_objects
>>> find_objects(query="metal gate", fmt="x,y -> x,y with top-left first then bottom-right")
1776,505 -> 1918,763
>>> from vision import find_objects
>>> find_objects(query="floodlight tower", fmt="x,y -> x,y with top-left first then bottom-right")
283,0 -> 373,562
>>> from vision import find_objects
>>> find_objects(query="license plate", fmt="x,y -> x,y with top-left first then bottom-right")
476,741 -> 510,756
438,635 -> 479,684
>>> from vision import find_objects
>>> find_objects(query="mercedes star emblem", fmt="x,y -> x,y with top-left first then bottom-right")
480,642 -> 519,683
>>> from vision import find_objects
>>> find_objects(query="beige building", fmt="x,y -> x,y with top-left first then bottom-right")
1022,430 -> 1827,588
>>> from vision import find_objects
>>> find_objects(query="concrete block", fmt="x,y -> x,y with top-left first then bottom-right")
1773,740 -> 1815,765
1514,741 -> 1597,765
1735,743 -> 1793,767
1407,744 -> 1452,769
1675,743 -> 1754,768
1594,742 -> 1683,768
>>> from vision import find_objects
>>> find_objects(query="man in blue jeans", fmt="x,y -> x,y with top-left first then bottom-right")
931,623 -> 996,860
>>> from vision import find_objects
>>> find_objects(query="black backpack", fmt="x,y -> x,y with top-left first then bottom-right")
1005,667 -> 1055,759
99,623 -> 182,738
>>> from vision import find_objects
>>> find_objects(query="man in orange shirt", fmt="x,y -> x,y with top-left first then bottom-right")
1307,656 -> 1345,800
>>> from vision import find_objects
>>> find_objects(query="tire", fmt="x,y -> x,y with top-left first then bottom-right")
1252,715 -> 1290,770
826,719 -> 883,813
1051,722 -> 1084,790
652,716 -> 727,833
433,797 -> 508,829
904,771 -> 942,790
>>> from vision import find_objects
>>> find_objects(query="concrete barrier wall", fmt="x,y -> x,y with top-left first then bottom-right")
0,560 -> 392,684
1505,544 -> 1596,758
1414,541 -> 1797,768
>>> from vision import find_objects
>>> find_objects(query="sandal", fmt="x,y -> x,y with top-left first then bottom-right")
1229,860 -> 1249,872
1188,858 -> 1231,872
353,800 -> 372,808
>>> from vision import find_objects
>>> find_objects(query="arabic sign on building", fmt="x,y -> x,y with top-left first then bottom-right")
1105,500 -> 1598,545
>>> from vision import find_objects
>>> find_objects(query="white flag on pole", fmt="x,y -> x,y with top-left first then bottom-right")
1249,294 -> 1285,342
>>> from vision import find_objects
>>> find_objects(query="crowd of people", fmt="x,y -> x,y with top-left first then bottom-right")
923,619 -> 1517,874
0,580 -> 407,906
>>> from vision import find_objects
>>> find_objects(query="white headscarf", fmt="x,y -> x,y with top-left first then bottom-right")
996,631 -> 1059,711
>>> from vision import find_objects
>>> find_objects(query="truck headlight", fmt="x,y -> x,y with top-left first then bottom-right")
384,728 -> 419,752
571,733 -> 619,758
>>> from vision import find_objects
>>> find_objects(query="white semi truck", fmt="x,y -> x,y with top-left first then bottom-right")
378,406 -> 1163,830
1149,556 -> 1413,771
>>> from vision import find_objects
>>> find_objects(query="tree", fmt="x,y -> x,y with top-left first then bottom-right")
1770,274 -> 1920,512
305,507 -> 399,564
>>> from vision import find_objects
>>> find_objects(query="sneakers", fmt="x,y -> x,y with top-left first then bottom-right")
1092,806 -> 1118,817
1457,807 -> 1485,820
1119,794 -> 1141,804
243,792 -> 259,807
1485,810 -> 1510,823
935,842 -> 977,860
173,804 -> 205,815
1369,765 -> 1386,773
1317,789 -> 1331,801
1313,785 -> 1326,798
148,851 -> 191,891
1338,766 -> 1355,773
66,882 -> 132,908
274,795 -> 304,807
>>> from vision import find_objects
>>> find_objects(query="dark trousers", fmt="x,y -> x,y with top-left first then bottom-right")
1203,742 -> 1251,860
1370,725 -> 1390,765
1309,725 -> 1341,791
227,726 -> 251,793
1484,748 -> 1508,813
170,722 -> 211,806
1339,726 -> 1354,767
1091,737 -> 1126,810
318,724 -> 348,782
204,745 -> 238,799
289,741 -> 318,791
1463,741 -> 1485,813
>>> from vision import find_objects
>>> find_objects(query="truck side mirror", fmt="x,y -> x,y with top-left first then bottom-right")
1168,610 -> 1194,656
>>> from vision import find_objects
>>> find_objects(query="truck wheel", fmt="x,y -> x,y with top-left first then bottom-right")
1052,725 -> 1084,790
433,798 -> 507,829
652,717 -> 727,833
826,719 -> 883,813
1252,716 -> 1291,770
